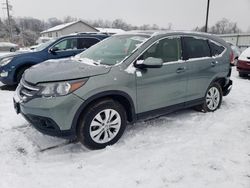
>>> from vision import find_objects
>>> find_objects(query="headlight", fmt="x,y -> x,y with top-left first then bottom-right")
37,79 -> 88,97
0,57 -> 13,66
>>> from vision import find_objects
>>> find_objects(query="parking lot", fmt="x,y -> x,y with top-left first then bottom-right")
0,68 -> 249,188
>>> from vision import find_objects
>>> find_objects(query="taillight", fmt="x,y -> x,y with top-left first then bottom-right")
230,51 -> 234,64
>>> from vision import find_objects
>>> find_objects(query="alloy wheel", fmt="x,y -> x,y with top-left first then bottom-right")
206,87 -> 220,111
89,109 -> 121,144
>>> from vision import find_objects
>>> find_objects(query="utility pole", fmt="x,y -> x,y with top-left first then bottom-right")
205,0 -> 210,32
3,0 -> 12,41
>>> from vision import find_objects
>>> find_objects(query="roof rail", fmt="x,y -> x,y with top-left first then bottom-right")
76,32 -> 110,35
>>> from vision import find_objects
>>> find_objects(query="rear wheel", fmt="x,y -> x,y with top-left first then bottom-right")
10,48 -> 15,52
195,82 -> 222,112
77,99 -> 127,150
239,72 -> 247,77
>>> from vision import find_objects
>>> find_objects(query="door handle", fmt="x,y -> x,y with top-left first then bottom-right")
211,61 -> 218,67
176,67 -> 186,73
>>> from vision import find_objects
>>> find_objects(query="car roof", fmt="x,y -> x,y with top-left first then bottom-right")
116,30 -> 215,37
114,30 -> 227,46
69,32 -> 109,37
56,32 -> 109,40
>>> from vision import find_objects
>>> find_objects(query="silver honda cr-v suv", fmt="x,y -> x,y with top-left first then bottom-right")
14,31 -> 233,149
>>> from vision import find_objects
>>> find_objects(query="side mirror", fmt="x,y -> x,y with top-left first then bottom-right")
135,57 -> 163,69
49,46 -> 59,54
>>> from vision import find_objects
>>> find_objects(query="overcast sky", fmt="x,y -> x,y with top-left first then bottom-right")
1,0 -> 250,31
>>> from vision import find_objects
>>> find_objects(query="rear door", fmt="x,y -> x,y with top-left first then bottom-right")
136,36 -> 188,113
182,36 -> 221,101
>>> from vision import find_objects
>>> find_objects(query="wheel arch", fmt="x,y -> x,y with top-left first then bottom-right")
212,77 -> 226,88
208,77 -> 231,96
14,63 -> 34,82
71,90 -> 136,135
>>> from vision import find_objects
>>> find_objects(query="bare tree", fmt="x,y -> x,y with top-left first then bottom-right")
0,16 -> 172,46
63,16 -> 77,23
47,17 -> 63,28
194,18 -> 241,34
210,18 -> 241,34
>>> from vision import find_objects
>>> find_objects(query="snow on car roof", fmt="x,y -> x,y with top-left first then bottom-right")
96,27 -> 125,34
241,47 -> 250,57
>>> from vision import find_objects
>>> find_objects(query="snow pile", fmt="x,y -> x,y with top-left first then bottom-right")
0,69 -> 249,188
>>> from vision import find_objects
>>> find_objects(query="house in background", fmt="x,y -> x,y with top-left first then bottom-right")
40,20 -> 98,38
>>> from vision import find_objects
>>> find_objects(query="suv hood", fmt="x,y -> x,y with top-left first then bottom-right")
0,51 -> 29,60
24,58 -> 111,84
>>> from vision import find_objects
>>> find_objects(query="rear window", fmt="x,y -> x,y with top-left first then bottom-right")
77,38 -> 100,49
209,41 -> 225,56
183,37 -> 210,59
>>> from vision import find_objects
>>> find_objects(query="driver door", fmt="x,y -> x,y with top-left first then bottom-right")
48,37 -> 79,59
136,37 -> 188,114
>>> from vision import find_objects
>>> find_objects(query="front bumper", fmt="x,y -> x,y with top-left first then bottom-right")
13,92 -> 84,139
22,113 -> 74,138
237,67 -> 250,74
237,60 -> 250,74
0,67 -> 16,85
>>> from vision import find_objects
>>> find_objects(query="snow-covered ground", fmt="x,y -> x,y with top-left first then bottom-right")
0,68 -> 249,188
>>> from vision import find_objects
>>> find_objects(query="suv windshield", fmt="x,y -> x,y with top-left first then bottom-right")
35,39 -> 56,51
79,35 -> 149,65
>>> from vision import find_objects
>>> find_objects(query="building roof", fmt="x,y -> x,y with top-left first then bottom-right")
41,20 -> 98,34
96,27 -> 125,34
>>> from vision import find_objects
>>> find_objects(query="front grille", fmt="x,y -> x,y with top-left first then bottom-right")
17,79 -> 40,102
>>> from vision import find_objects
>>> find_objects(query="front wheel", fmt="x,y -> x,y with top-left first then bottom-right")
10,48 -> 16,52
16,66 -> 29,84
195,82 -> 222,112
77,99 -> 127,150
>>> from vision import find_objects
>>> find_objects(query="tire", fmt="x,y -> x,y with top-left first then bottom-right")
10,48 -> 15,52
239,72 -> 247,77
16,66 -> 29,84
77,99 -> 127,150
195,82 -> 223,113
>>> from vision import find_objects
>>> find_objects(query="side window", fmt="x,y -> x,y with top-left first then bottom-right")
77,38 -> 100,49
183,37 -> 210,59
141,37 -> 181,63
53,38 -> 77,51
209,41 -> 225,56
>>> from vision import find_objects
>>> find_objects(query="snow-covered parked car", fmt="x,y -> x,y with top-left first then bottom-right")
14,31 -> 233,150
0,42 -> 19,52
237,47 -> 250,77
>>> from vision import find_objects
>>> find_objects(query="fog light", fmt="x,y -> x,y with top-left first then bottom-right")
0,71 -> 8,77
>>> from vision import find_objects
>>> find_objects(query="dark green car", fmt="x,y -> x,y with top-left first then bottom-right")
14,31 -> 233,149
